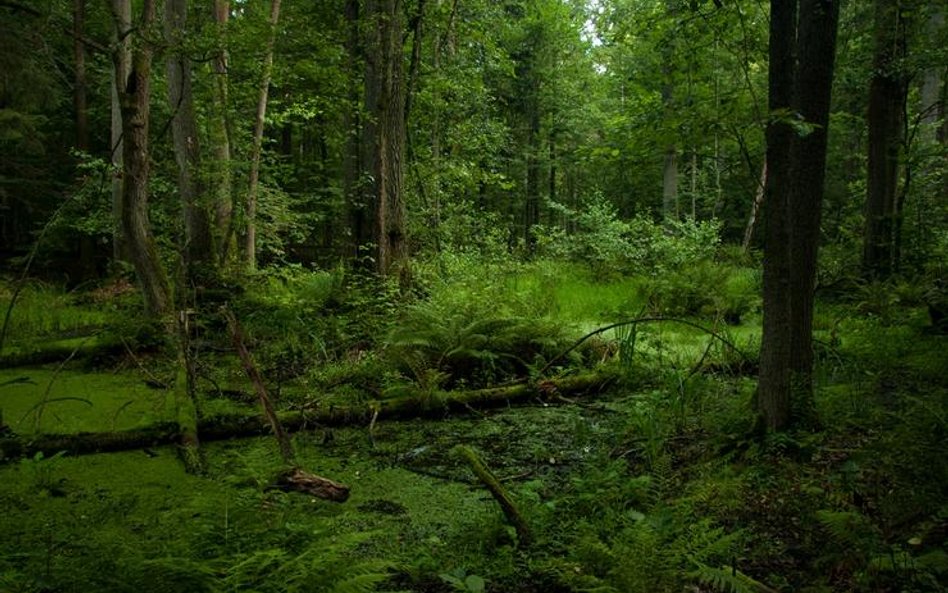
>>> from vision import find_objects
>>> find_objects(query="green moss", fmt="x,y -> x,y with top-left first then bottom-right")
0,368 -> 174,434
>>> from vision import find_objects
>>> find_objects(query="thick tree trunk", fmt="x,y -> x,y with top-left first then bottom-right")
787,0 -> 839,411
244,0 -> 282,271
862,0 -> 908,279
757,0 -> 839,432
165,0 -> 215,279
363,0 -> 409,279
108,0 -> 172,317
757,0 -> 797,432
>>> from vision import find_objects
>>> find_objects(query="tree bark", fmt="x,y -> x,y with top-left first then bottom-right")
210,0 -> 235,265
244,0 -> 282,271
862,0 -> 909,279
108,0 -> 172,317
742,160 -> 767,252
787,0 -> 840,409
109,0 -> 130,264
524,105 -> 541,254
1,371 -> 615,461
344,0 -> 367,260
363,0 -> 409,279
74,0 -> 96,279
757,0 -> 840,432
165,0 -> 215,279
73,0 -> 89,151
757,0 -> 797,432
661,0 -> 679,224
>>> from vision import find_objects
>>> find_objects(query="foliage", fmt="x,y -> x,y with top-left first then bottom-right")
384,297 -> 571,391
637,260 -> 761,323
534,197 -> 722,278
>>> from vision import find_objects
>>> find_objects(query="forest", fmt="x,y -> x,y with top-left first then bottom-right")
0,0 -> 946,591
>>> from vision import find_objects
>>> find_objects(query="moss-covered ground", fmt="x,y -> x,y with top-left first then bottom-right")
1,266 -> 946,592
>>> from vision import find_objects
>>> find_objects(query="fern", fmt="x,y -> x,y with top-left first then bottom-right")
222,531 -> 393,593
815,509 -> 880,550
689,561 -> 770,593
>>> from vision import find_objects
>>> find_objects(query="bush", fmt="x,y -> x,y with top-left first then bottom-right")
534,196 -> 721,278
638,261 -> 760,323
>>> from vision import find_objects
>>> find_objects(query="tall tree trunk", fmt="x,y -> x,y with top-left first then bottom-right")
661,0 -> 679,224
74,0 -> 95,279
363,0 -> 409,280
787,0 -> 840,409
662,148 -> 678,221
524,105 -> 540,254
742,160 -> 767,252
108,0 -> 172,317
344,0 -> 367,260
73,0 -> 89,151
211,0 -> 235,265
109,0 -> 131,264
757,0 -> 840,432
549,132 -> 557,207
862,0 -> 909,279
244,0 -> 282,271
165,0 -> 215,280
757,0 -> 797,432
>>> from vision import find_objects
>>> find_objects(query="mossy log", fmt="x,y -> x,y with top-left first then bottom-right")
0,335 -> 125,368
455,445 -> 531,546
0,370 -> 616,461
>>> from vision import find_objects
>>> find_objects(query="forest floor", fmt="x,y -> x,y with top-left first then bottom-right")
1,262 -> 946,593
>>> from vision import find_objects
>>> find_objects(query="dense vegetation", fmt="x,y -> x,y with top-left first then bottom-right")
0,0 -> 946,591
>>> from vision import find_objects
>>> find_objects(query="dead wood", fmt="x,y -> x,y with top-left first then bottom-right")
0,369 -> 616,462
275,467 -> 350,502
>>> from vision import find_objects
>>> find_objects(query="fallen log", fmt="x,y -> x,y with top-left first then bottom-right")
0,370 -> 617,461
223,306 -> 349,502
455,445 -> 531,547
0,335 -> 124,368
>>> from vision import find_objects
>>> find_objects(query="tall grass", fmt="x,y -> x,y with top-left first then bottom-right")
0,281 -> 108,343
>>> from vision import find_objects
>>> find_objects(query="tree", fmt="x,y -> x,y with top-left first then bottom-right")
209,0 -> 235,264
757,0 -> 840,431
244,0 -> 282,271
361,0 -> 409,279
106,0 -> 172,316
862,0 -> 910,278
165,0 -> 215,280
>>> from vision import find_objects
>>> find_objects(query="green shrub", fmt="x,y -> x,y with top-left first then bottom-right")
533,197 -> 722,278
638,261 -> 760,323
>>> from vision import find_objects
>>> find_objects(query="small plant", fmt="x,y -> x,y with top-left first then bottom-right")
20,450 -> 67,495
439,568 -> 487,593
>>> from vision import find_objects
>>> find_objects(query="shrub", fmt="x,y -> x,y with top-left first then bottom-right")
534,196 -> 722,278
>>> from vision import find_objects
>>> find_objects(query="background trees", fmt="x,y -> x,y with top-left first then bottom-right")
0,0 -> 945,388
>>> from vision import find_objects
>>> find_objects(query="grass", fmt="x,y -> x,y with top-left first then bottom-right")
0,281 -> 111,344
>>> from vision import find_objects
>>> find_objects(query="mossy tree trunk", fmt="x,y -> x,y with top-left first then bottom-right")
107,0 -> 172,317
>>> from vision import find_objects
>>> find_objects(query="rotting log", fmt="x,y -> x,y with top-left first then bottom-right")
1,370 -> 617,461
275,467 -> 350,502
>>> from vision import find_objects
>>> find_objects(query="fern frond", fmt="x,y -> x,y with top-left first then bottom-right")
689,561 -> 772,593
